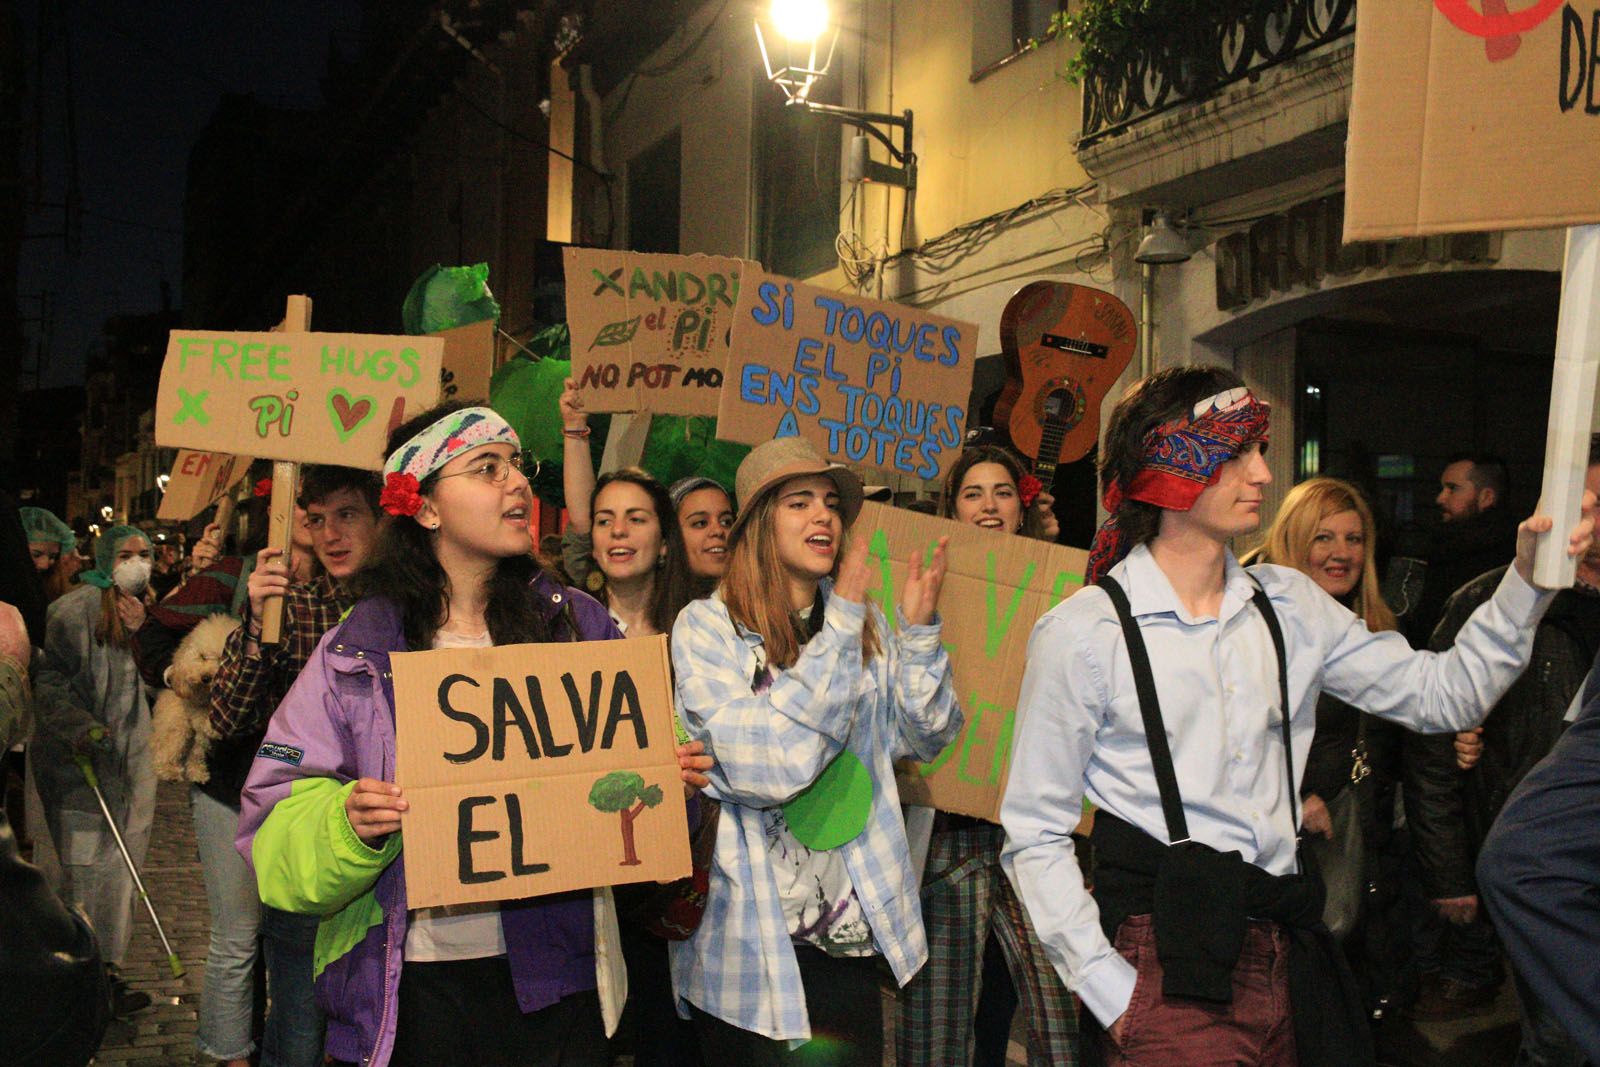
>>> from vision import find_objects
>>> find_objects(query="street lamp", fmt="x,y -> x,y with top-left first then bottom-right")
1132,211 -> 1193,377
754,0 -> 916,189
100,504 -> 115,522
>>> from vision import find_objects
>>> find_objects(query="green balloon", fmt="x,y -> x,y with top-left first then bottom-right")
782,750 -> 874,851
401,263 -> 500,334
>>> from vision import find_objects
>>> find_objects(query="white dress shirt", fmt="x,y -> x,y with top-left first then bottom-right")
1000,542 -> 1552,1028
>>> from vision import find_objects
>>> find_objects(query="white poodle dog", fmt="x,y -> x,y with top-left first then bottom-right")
151,613 -> 239,783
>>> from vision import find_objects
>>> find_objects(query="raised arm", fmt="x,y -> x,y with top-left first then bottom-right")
561,377 -> 596,535
1315,563 -> 1551,734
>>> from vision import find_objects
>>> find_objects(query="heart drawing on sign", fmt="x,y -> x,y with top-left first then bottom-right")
326,388 -> 377,442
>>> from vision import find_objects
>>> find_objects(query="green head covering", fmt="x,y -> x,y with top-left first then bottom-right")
19,506 -> 76,551
83,524 -> 151,590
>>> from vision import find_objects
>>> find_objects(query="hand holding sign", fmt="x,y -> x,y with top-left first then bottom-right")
346,778 -> 409,844
1516,488 -> 1598,584
677,740 -> 713,797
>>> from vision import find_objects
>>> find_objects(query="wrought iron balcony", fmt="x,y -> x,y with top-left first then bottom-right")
1079,0 -> 1355,147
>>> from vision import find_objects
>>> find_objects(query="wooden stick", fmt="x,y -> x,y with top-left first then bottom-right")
1533,226 -> 1600,590
259,294 -> 313,643
213,494 -> 237,548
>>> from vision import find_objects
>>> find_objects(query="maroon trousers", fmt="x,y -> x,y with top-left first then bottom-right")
1104,914 -> 1298,1067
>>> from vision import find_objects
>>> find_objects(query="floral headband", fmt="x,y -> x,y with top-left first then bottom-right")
379,407 -> 520,517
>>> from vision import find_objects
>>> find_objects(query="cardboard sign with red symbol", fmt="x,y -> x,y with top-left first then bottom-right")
1346,0 -> 1600,239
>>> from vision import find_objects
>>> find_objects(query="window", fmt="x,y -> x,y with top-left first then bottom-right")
627,129 -> 682,254
752,75 -> 842,279
972,0 -> 1066,78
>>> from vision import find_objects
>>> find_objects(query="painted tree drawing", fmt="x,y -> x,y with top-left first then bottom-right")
588,771 -> 665,866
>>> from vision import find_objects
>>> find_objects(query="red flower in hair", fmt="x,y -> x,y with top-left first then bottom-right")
380,472 -> 424,517
1019,474 -> 1044,508
253,478 -> 273,498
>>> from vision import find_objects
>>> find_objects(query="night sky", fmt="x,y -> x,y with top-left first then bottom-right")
18,0 -> 363,389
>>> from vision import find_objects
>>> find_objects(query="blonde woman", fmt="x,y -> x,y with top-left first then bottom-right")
1246,478 -> 1397,845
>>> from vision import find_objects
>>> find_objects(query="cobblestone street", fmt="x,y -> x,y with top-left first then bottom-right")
92,782 -> 209,1065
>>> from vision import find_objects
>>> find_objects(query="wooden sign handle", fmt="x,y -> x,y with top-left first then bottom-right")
1533,226 -> 1600,590
259,294 -> 313,644
213,494 -> 237,547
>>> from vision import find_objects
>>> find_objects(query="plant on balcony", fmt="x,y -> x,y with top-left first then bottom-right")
1054,0 -> 1257,83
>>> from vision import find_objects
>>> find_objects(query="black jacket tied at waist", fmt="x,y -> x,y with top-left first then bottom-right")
1091,810 -> 1371,1066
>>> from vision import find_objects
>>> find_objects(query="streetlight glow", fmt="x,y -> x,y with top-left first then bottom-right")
771,0 -> 828,43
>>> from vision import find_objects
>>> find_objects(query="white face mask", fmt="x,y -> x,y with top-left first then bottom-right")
112,557 -> 153,595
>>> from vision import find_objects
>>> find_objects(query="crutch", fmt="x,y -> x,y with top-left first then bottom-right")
74,753 -> 186,978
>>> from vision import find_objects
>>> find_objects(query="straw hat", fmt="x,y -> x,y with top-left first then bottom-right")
730,437 -> 864,542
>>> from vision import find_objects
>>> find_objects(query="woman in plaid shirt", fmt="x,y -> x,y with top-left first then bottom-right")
668,438 -> 963,1063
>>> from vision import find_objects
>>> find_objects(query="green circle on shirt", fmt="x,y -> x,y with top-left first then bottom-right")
782,750 -> 874,850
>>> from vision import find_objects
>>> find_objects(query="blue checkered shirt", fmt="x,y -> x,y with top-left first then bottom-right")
668,584 -> 962,1043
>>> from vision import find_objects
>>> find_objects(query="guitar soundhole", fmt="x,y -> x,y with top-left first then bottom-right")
1037,378 -> 1086,435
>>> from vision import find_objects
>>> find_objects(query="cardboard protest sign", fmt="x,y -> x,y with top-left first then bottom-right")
155,449 -> 250,522
434,319 -> 497,403
154,331 -> 444,470
854,503 -> 1089,820
564,247 -> 745,416
391,634 -> 691,909
718,270 -> 978,481
1345,0 -> 1600,240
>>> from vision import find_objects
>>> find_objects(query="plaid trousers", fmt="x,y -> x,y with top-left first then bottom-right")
897,823 -> 1079,1066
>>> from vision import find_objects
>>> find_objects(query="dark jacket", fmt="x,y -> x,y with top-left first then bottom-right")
1407,508 -> 1519,648
1301,694 -> 1363,803
0,810 -> 112,1065
1412,566 -> 1600,897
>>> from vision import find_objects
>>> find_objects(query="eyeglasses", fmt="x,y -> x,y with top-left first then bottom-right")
435,452 -> 527,485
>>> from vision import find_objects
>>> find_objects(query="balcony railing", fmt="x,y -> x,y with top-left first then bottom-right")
1079,0 -> 1355,146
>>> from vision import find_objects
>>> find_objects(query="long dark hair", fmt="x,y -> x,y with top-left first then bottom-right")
353,400 -> 553,651
590,467 -> 695,634
1100,365 -> 1247,551
941,444 -> 1049,540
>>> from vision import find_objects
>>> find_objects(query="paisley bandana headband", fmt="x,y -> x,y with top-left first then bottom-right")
380,407 -> 520,516
1086,387 -> 1270,583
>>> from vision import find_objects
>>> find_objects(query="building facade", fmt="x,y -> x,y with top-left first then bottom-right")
570,0 -> 1562,546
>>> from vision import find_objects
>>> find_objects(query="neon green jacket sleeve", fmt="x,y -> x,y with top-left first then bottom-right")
252,777 -> 402,916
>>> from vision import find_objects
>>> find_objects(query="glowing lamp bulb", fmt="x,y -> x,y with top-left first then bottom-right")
771,0 -> 829,43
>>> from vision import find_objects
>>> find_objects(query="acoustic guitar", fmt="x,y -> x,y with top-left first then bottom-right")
993,281 -> 1136,482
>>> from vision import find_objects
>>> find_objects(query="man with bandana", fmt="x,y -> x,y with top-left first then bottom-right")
999,366 -> 1595,1067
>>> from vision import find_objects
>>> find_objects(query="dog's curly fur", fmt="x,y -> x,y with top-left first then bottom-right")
151,614 -> 239,783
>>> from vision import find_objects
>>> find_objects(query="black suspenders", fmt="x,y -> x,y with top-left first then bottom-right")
1099,574 -> 1298,843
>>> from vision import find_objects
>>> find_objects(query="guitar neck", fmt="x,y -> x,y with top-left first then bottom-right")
1034,419 -> 1067,484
